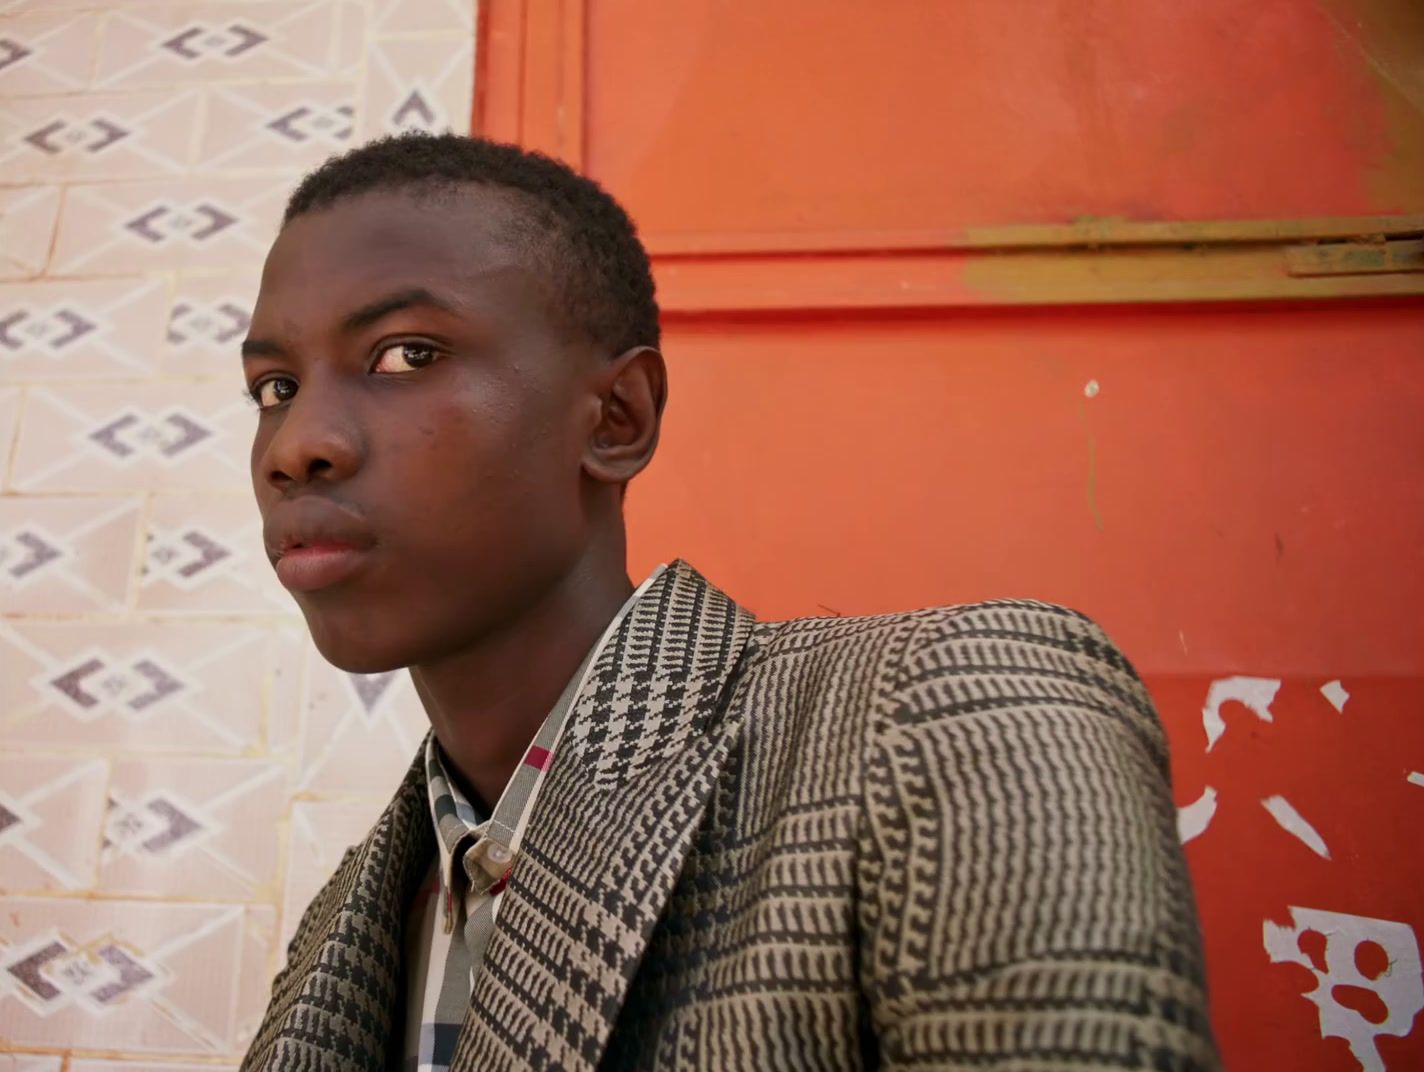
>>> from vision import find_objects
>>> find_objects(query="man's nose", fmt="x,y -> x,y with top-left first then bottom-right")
259,383 -> 364,491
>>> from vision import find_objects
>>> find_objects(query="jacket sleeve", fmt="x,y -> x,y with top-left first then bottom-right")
855,602 -> 1220,1070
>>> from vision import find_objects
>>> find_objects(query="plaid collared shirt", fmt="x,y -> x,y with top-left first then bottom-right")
401,568 -> 665,1072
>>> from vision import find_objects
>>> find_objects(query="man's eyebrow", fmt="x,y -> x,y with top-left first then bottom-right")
340,287 -> 457,334
239,288 -> 458,362
240,337 -> 283,361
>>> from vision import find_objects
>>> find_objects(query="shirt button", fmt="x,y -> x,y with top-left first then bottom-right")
487,844 -> 511,864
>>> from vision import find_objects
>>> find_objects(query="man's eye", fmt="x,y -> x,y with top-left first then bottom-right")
252,377 -> 298,409
372,342 -> 441,374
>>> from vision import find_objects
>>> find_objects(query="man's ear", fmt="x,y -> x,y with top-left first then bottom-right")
583,345 -> 667,487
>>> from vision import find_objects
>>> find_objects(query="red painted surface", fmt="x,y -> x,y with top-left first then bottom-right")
480,1 -> 1424,1064
1159,675 -> 1424,1070
585,0 -> 1419,250
628,305 -> 1424,678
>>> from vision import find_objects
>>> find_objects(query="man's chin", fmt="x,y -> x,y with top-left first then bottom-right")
303,614 -> 415,675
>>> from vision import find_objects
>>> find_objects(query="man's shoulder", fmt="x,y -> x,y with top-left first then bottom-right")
739,597 -> 1151,731
756,597 -> 1127,670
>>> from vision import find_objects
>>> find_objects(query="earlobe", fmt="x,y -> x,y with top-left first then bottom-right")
583,346 -> 666,487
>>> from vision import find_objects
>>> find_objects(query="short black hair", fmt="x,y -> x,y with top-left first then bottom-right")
283,132 -> 660,354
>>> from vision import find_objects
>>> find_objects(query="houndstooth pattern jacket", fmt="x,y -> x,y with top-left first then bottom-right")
243,561 -> 1219,1071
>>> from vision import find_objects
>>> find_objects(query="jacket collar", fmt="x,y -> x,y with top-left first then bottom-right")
248,561 -> 756,1072
454,559 -> 757,1070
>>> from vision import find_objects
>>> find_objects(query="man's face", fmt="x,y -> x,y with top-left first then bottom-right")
245,187 -> 601,672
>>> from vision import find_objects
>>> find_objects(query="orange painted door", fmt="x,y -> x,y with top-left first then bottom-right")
477,2 -> 1424,1067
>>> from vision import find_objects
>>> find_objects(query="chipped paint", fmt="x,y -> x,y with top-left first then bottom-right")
1202,676 -> 1282,752
1262,795 -> 1331,860
1321,679 -> 1351,712
1178,785 -> 1218,844
1265,906 -> 1424,1072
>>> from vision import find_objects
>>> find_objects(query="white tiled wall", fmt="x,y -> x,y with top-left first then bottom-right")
0,0 -> 472,1059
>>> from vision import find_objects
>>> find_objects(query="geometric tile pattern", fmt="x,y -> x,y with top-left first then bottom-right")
371,0 -> 475,35
0,12 -> 100,97
0,90 -> 201,182
1,621 -> 283,755
0,187 -> 60,281
160,273 -> 259,376
0,898 -> 274,1053
297,649 -> 429,795
0,278 -> 169,381
0,497 -> 142,615
50,179 -> 286,275
0,386 -> 20,464
0,755 -> 109,892
100,758 -> 286,901
199,82 -> 356,173
11,383 -> 252,493
0,0 -> 474,1061
93,3 -> 364,90
137,495 -> 294,614
360,32 -> 474,141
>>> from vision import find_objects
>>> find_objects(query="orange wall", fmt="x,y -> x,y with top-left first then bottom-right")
479,1 -> 1424,1066
631,303 -> 1423,678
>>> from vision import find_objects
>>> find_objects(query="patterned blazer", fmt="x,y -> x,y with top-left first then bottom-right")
243,561 -> 1219,1071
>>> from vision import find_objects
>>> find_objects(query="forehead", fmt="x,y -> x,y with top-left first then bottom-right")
254,186 -> 541,319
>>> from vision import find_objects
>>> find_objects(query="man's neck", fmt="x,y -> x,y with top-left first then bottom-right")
409,551 -> 635,810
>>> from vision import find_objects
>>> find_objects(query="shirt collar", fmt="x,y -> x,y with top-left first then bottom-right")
423,567 -> 667,898
425,734 -> 485,873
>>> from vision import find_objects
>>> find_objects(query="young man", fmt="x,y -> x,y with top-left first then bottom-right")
240,133 -> 1218,1071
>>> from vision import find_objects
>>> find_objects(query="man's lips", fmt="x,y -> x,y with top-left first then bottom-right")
264,499 -> 376,592
274,543 -> 370,592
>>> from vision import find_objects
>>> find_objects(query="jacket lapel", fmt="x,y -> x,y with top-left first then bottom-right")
243,746 -> 434,1071
454,561 -> 758,1071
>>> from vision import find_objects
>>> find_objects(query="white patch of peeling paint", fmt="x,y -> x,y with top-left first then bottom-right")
1083,379 -> 1100,398
1265,906 -> 1424,1072
1262,794 -> 1331,859
1177,785 -> 1217,844
1202,676 -> 1281,752
1320,679 -> 1350,712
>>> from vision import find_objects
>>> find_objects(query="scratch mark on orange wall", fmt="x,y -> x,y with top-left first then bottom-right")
1086,431 -> 1104,531
1078,395 -> 1104,531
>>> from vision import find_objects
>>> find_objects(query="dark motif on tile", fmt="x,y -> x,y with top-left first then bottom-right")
0,38 -> 32,75
3,530 -> 64,580
144,527 -> 232,581
347,671 -> 399,718
6,940 -> 66,1002
0,308 -> 98,352
161,23 -> 267,62
124,202 -> 237,244
0,799 -> 22,836
88,410 -> 214,459
167,299 -> 249,347
105,793 -> 207,856
22,117 -> 129,155
267,103 -> 354,144
49,654 -> 186,717
4,934 -> 162,1010
391,89 -> 437,130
